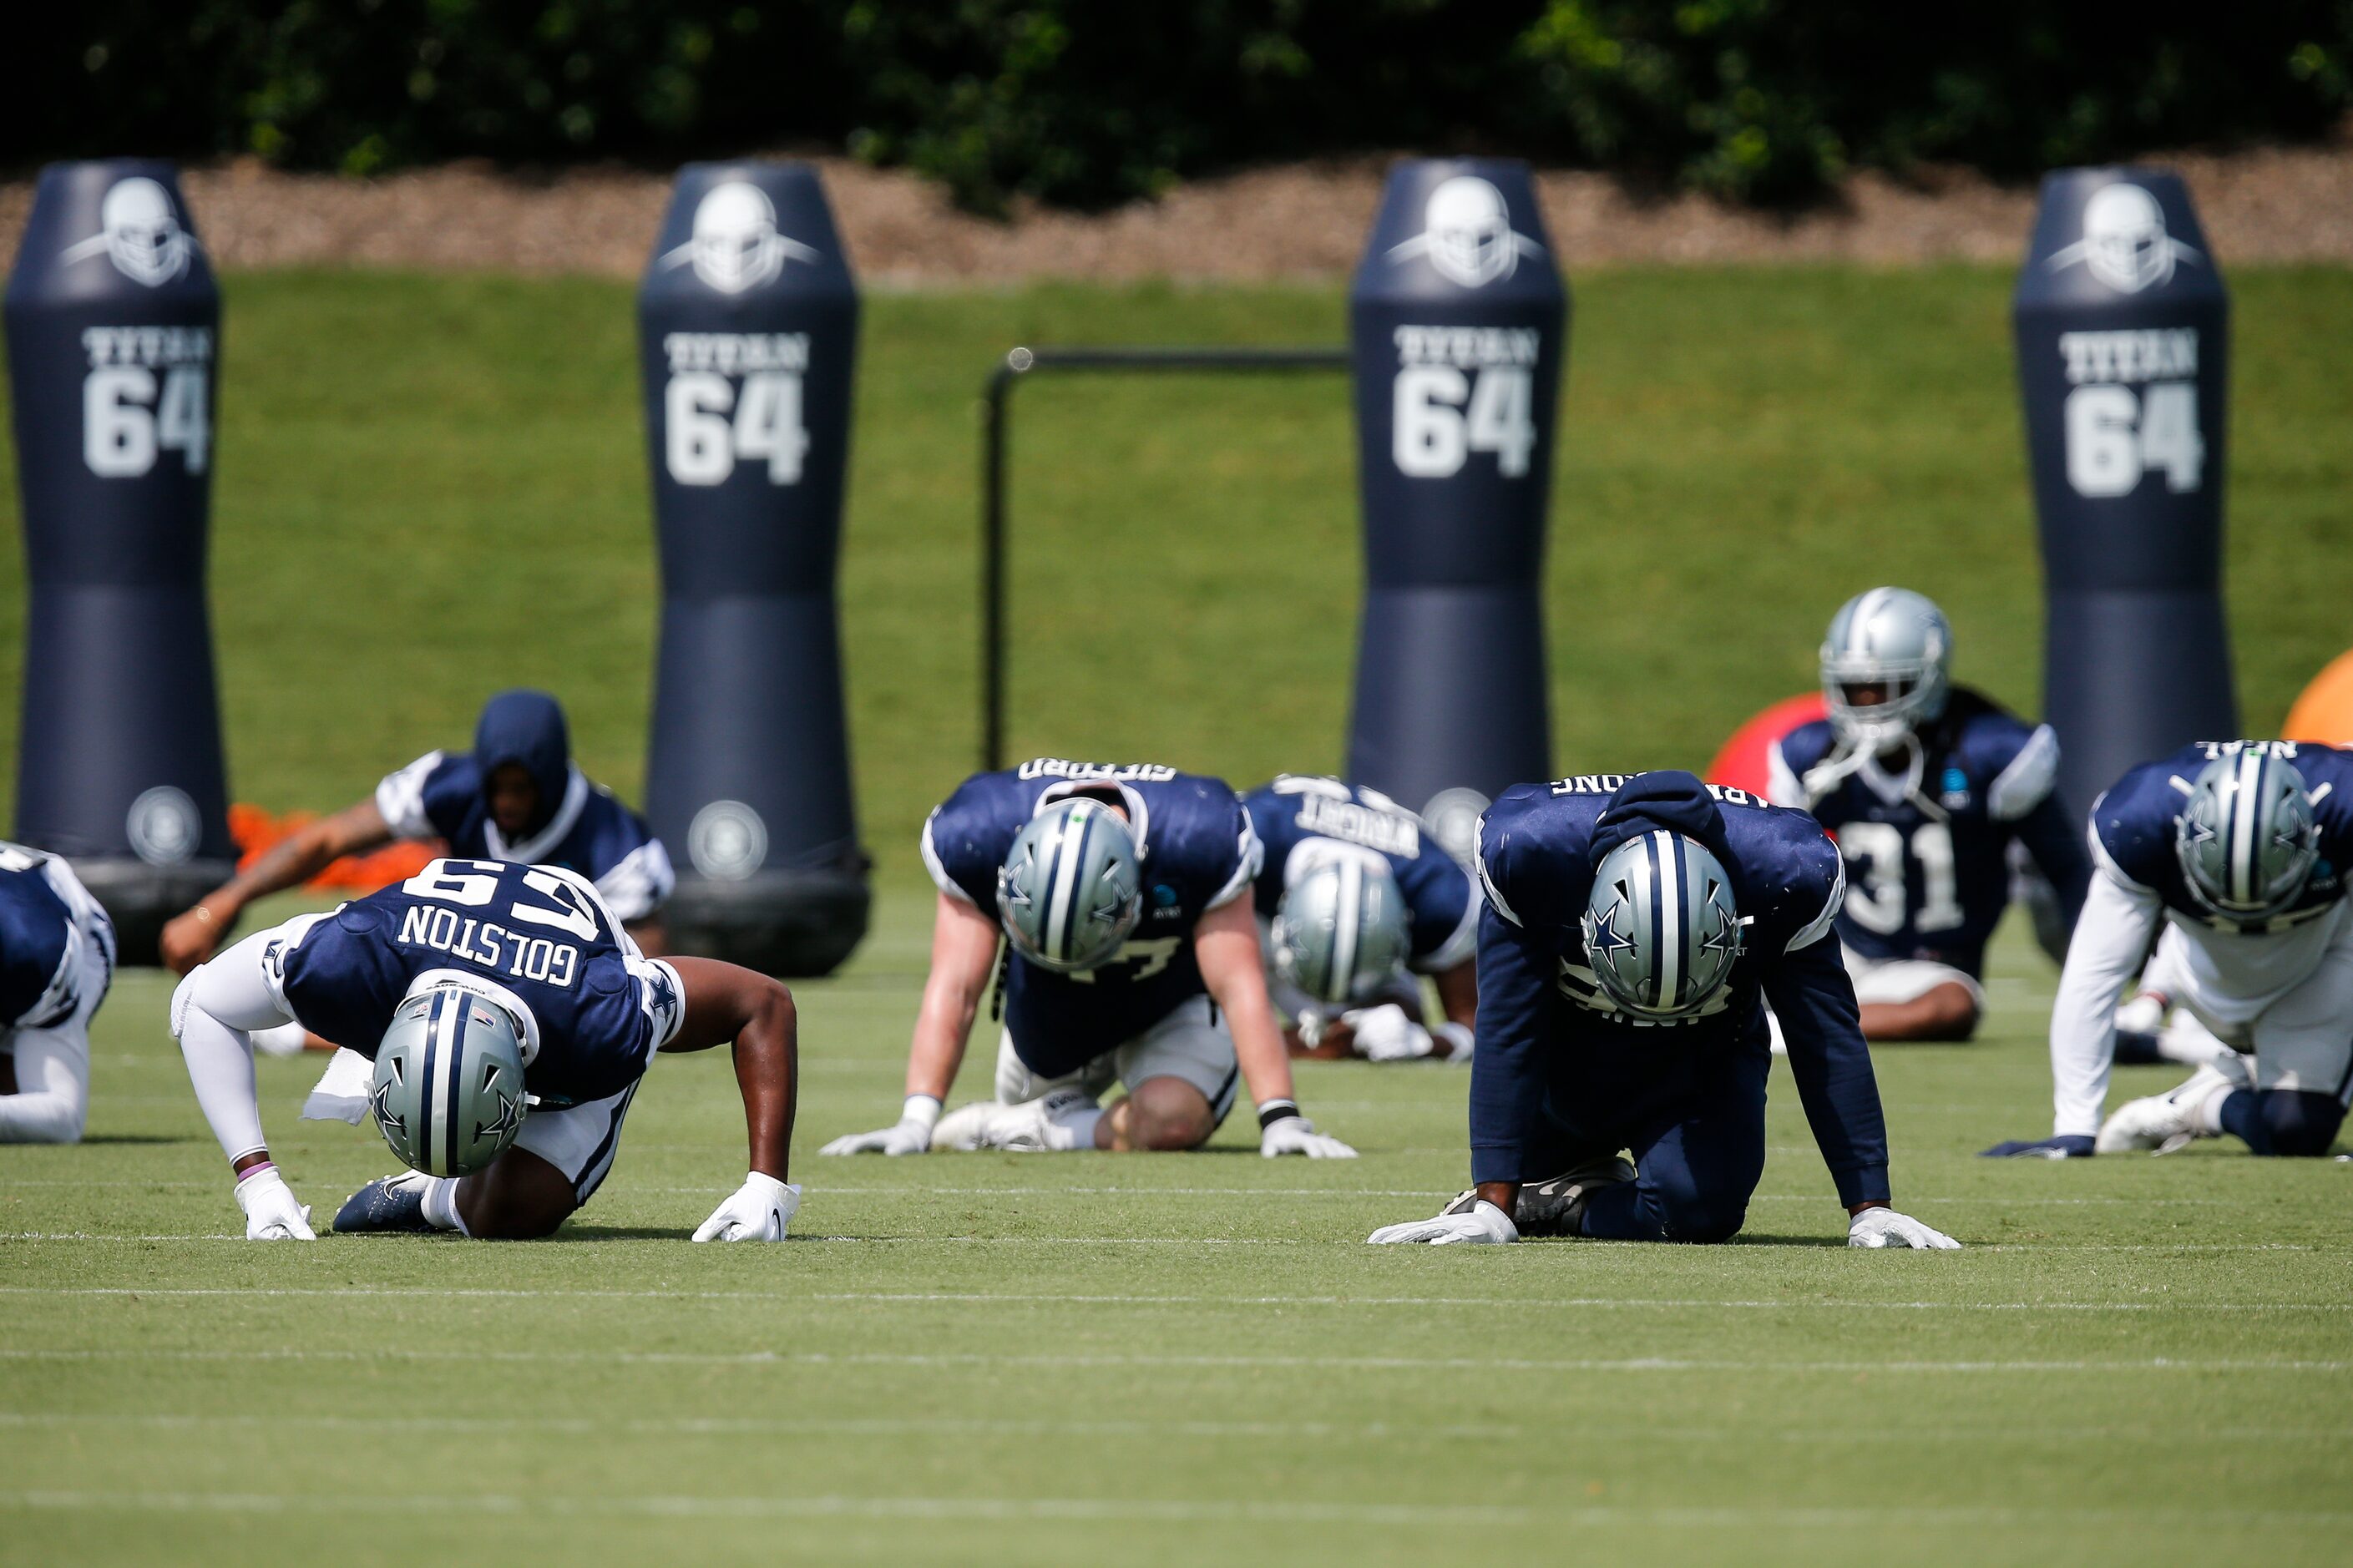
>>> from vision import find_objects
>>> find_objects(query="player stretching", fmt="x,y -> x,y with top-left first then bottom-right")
1985,741 -> 2353,1160
0,843 -> 115,1144
171,857 -> 800,1241
161,689 -> 674,979
1242,775 -> 1477,1064
1369,771 -> 1956,1247
1769,588 -> 2090,1041
822,760 -> 1354,1158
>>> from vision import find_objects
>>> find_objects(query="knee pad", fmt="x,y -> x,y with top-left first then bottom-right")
2251,1090 -> 2345,1158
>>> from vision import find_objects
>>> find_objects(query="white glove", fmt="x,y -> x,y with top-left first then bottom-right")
1259,1112 -> 1357,1159
1848,1206 -> 1961,1250
1348,1004 -> 1435,1062
1368,1193 -> 1517,1245
817,1095 -> 941,1156
692,1172 -> 802,1242
234,1167 -> 315,1241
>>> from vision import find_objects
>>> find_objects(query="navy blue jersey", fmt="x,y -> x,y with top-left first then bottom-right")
375,751 -> 673,923
274,858 -> 684,1106
1240,776 -> 1477,971
1470,772 -> 1890,1206
1771,689 -> 2091,975
2092,741 -> 2353,928
923,761 -> 1259,1077
0,845 -> 104,1031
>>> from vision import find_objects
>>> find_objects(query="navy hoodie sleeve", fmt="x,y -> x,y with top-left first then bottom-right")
1763,933 -> 1891,1206
1466,902 -> 1561,1186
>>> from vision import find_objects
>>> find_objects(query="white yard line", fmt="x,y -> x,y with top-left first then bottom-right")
2,1347 -> 2344,1373
0,1179 -> 2300,1206
0,1230 -> 2328,1252
5,1411 -> 2346,1443
2,1490 -> 2347,1529
2,1285 -> 2345,1313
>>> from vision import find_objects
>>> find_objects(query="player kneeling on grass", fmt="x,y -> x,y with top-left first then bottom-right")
1768,588 -> 2090,1044
1369,771 -> 1956,1249
1985,742 -> 2353,1161
0,843 -> 115,1145
171,857 -> 800,1242
822,761 -> 1353,1159
1242,776 -> 1477,1064
159,690 -> 675,1058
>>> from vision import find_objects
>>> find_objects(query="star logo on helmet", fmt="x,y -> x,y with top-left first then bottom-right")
475,1090 -> 522,1146
370,1078 -> 406,1145
1699,889 -> 1743,957
1587,903 -> 1637,960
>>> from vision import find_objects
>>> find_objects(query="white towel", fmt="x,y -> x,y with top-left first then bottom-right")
301,1046 -> 374,1123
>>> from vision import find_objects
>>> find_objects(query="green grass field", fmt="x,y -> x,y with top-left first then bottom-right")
1,268 -> 2350,1562
2,902 -> 2349,1565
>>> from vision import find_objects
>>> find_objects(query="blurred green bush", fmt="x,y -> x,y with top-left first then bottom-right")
16,3 -> 2353,209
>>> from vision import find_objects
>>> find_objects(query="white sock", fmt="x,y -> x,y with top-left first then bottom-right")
419,1176 -> 468,1234
1044,1102 -> 1104,1151
2193,1087 -> 2233,1136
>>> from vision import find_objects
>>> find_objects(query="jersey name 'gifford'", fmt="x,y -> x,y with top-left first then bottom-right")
923,763 -> 1258,1077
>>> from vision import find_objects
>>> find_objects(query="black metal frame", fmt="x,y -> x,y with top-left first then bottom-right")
979,345 -> 1350,770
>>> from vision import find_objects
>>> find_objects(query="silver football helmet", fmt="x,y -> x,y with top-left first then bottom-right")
369,986 -> 529,1178
1581,832 -> 1745,1020
1821,587 -> 1952,753
997,797 -> 1143,972
1273,851 -> 1413,1006
2175,751 -> 2319,924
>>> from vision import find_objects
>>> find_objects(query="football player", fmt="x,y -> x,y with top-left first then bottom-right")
1985,741 -> 2353,1160
1369,771 -> 1956,1248
1769,589 -> 2090,1042
821,760 -> 1354,1158
170,856 -> 800,1241
1241,776 -> 1477,1063
0,843 -> 115,1144
160,690 -> 674,979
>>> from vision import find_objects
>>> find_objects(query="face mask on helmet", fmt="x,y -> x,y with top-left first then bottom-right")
997,798 -> 1144,973
369,987 -> 529,1178
2174,752 -> 2320,924
1273,851 -> 1412,1006
1580,831 -> 1745,1020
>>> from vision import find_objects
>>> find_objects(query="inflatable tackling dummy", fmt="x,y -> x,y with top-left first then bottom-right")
638,163 -> 868,974
1345,159 -> 1566,857
4,160 -> 235,963
2015,169 -> 2234,821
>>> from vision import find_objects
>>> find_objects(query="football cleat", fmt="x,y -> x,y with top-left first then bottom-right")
2096,1057 -> 2252,1155
333,1171 -> 440,1233
929,1088 -> 1097,1152
1513,1154 -> 1638,1237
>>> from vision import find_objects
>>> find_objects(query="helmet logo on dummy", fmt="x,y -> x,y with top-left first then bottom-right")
60,176 -> 196,287
662,181 -> 820,295
2047,183 -> 2201,295
126,785 -> 200,865
688,799 -> 768,880
1385,176 -> 1545,288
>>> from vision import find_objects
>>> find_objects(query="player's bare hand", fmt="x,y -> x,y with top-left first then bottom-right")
160,903 -> 230,975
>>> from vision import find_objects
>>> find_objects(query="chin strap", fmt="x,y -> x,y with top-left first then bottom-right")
1804,730 -> 1948,823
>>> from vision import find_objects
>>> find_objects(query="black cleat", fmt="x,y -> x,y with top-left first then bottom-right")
1514,1156 -> 1637,1237
333,1174 -> 438,1234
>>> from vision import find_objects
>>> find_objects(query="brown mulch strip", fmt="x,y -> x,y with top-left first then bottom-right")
4,139 -> 2350,284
